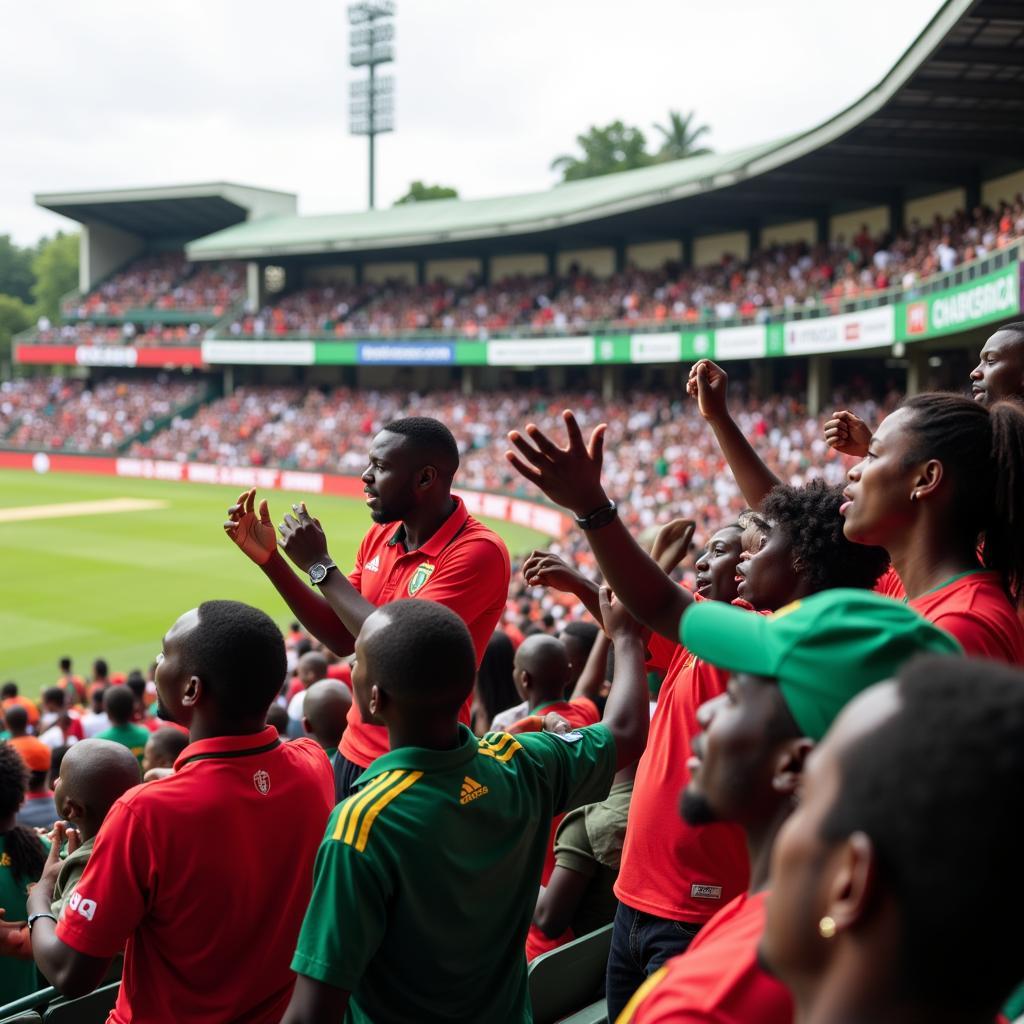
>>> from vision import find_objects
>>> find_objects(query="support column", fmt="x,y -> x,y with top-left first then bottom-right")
354,263 -> 364,286
806,355 -> 831,416
888,194 -> 904,237
614,241 -> 627,273
545,249 -> 558,277
245,262 -> 262,313
965,175 -> 981,215
223,366 -> 235,398
749,222 -> 762,255
480,255 -> 491,287
906,346 -> 928,396
815,214 -> 830,245
680,232 -> 692,269
416,261 -> 426,286
602,364 -> 616,402
461,366 -> 474,396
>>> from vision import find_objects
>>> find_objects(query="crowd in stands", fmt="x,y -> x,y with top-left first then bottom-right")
63,255 -> 244,319
1,320 -> 1023,1022
0,376 -> 202,451
221,198 -> 1024,339
30,320 -> 206,346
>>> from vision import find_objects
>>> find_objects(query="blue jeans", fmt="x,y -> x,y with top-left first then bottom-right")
605,901 -> 702,1021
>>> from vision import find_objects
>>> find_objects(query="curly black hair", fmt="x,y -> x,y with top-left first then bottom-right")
760,480 -> 890,593
0,744 -> 47,884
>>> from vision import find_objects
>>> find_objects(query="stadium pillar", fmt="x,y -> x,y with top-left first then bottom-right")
545,250 -> 557,277
680,233 -> 692,269
354,263 -> 364,286
906,346 -> 928,396
223,366 -> 235,397
481,255 -> 491,287
806,355 -> 830,416
245,262 -> 262,313
965,175 -> 981,214
614,241 -> 627,273
601,365 -> 617,401
749,223 -> 762,254
888,196 -> 904,236
416,261 -> 426,286
815,214 -> 830,245
461,367 -> 474,396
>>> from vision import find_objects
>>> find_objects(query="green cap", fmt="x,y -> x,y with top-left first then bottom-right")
680,589 -> 963,740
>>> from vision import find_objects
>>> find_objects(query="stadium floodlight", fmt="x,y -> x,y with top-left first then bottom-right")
348,1 -> 396,209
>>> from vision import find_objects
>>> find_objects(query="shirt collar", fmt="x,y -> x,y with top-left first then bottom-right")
174,725 -> 280,771
384,497 -> 469,557
355,724 -> 479,785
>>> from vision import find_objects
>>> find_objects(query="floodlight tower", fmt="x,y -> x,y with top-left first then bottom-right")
348,1 -> 395,209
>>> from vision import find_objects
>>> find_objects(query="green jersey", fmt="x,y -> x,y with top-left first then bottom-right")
0,830 -> 46,1000
95,722 -> 151,766
292,723 -> 617,1023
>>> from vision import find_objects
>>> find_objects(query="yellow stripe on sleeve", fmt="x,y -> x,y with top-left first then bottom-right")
332,770 -> 401,842
478,737 -> 523,763
353,771 -> 423,852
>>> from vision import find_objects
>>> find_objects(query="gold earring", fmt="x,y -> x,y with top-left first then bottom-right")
818,916 -> 837,939
910,491 -> 918,502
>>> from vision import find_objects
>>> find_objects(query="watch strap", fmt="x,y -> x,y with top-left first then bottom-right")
28,912 -> 58,932
309,559 -> 338,586
574,501 -> 618,531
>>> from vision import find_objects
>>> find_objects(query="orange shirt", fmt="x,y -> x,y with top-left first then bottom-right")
909,570 -> 1024,664
2,696 -> 39,727
618,890 -> 793,1024
9,735 -> 51,773
339,497 -> 511,768
615,598 -> 750,924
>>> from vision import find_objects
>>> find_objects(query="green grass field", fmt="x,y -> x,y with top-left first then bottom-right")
0,470 -> 547,695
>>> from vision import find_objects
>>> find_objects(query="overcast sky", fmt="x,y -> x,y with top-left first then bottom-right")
3,0 -> 944,245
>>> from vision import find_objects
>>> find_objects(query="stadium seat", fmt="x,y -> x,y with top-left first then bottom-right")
41,982 -> 119,1024
528,923 -> 612,1024
0,1013 -> 42,1024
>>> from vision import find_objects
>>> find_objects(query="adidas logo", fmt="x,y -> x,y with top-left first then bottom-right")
460,776 -> 489,805
365,555 -> 381,572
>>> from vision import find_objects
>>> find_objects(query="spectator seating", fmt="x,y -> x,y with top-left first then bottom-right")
528,924 -> 612,1024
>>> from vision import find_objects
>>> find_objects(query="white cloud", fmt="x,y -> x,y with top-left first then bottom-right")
2,0 -> 944,245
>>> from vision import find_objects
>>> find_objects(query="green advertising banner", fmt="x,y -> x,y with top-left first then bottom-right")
896,265 -> 1020,341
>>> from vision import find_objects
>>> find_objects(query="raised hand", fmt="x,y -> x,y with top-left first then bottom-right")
823,410 -> 871,458
522,550 -> 589,594
279,503 -> 331,575
686,359 -> 730,423
224,489 -> 277,566
37,822 -> 68,892
0,908 -> 31,959
650,518 -> 696,572
505,410 -> 609,516
598,585 -> 643,643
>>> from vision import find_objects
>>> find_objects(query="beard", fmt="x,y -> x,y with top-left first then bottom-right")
155,698 -> 177,723
680,787 -> 719,826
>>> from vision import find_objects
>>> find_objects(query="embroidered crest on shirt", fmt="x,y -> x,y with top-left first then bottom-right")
460,776 -> 489,805
253,769 -> 271,795
365,555 -> 381,572
407,561 -> 436,596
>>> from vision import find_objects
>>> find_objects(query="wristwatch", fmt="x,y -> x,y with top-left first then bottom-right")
28,912 -> 58,933
574,501 -> 618,531
308,560 -> 337,586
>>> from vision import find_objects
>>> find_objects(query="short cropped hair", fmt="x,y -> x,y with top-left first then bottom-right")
179,601 -> 287,719
821,656 -> 1024,1013
364,600 -> 476,711
760,480 -> 890,592
103,685 -> 136,725
382,417 -> 460,477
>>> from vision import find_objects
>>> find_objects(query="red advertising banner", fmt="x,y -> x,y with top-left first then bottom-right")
14,345 -> 205,368
0,452 -> 569,536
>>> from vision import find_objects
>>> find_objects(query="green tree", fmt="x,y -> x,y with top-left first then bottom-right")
31,232 -> 79,320
395,181 -> 459,205
652,109 -> 712,162
0,235 -> 36,304
0,293 -> 32,363
551,120 -> 653,182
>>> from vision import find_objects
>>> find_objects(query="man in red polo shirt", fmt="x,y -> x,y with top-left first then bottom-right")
225,416 -> 511,797
27,600 -> 334,1023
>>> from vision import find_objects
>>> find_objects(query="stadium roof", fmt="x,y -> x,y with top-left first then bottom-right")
35,183 -> 298,241
182,0 -> 1024,262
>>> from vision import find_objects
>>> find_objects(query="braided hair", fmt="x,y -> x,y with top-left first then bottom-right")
0,744 -> 47,884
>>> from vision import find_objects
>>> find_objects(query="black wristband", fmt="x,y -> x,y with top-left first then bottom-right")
575,501 -> 618,531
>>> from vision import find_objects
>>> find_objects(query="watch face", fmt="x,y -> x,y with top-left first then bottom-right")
309,564 -> 327,584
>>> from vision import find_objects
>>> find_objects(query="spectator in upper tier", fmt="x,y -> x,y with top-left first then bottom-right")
28,600 -> 335,1021
0,743 -> 48,1000
95,686 -> 150,766
141,727 -> 190,777
80,689 -> 109,739
6,706 -> 51,781
282,589 -> 649,1024
38,688 -> 84,748
55,658 -> 86,705
759,656 -> 1024,1024
618,590 -> 961,1023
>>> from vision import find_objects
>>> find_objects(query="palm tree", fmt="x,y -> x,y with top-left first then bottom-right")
652,110 -> 712,162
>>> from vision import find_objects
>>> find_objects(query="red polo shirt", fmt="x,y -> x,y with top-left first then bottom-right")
615,597 -> 750,924
56,728 -> 334,1024
909,570 -> 1024,664
339,496 -> 511,768
618,890 -> 792,1023
506,698 -> 601,734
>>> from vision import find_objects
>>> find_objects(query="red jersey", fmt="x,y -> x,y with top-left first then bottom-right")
506,697 -> 601,734
618,890 -> 793,1024
56,728 -> 334,1024
874,564 -> 906,600
339,497 -> 511,768
909,570 -> 1024,664
615,597 -> 750,924
326,662 -> 352,687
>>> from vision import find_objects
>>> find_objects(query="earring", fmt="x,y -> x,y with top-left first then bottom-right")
818,916 -> 837,939
910,491 -> 919,503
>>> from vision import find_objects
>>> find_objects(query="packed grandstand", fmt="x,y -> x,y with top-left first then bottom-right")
4,0 -> 1024,1021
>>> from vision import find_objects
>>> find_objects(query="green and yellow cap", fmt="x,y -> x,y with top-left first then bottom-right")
680,588 -> 962,740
